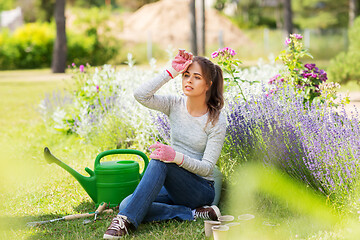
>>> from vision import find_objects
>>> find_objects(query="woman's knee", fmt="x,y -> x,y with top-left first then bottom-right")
147,159 -> 167,170
119,194 -> 132,212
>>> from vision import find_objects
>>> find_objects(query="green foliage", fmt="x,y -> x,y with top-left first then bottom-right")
224,0 -> 350,30
66,32 -> 97,65
0,23 -> 54,69
293,0 -> 349,28
69,7 -> 119,66
36,0 -> 55,22
0,19 -> 120,70
0,0 -> 14,11
328,17 -> 360,84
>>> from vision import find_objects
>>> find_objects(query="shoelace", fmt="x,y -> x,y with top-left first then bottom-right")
108,215 -> 129,234
195,210 -> 210,219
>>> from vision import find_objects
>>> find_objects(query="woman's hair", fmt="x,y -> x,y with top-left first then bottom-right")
192,56 -> 224,126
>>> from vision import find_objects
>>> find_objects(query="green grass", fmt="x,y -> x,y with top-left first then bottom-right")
1,69 -> 359,239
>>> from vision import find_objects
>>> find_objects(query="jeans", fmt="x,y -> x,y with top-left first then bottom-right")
118,159 -> 215,228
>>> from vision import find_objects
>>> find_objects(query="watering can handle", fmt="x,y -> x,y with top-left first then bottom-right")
94,149 -> 149,178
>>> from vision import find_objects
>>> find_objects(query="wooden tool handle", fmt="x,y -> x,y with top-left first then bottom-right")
63,203 -> 109,221
95,202 -> 107,214
64,212 -> 94,220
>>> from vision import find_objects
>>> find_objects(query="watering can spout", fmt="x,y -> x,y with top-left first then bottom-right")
43,147 -> 98,203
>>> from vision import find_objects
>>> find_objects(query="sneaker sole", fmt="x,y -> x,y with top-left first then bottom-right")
210,205 -> 221,220
103,233 -> 123,239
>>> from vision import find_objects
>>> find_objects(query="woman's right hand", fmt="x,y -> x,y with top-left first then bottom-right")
171,49 -> 193,74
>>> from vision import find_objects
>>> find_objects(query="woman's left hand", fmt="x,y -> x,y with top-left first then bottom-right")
149,142 -> 184,165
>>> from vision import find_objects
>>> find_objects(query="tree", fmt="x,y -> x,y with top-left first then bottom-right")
284,0 -> 293,35
198,0 -> 205,56
189,0 -> 198,55
51,0 -> 67,73
349,0 -> 358,26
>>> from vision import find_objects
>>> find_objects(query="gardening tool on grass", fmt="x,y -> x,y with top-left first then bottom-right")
27,202 -> 109,227
43,147 -> 149,208
82,202 -> 110,225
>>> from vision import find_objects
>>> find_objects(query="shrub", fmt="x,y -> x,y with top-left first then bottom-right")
0,21 -> 120,70
0,22 -> 54,69
13,22 -> 55,69
328,17 -> 360,83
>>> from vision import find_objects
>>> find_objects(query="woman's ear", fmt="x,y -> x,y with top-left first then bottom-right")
206,81 -> 212,92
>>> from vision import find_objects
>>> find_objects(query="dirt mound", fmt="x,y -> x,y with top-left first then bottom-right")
116,0 -> 251,49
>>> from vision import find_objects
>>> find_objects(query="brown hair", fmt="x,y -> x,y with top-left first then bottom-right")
191,56 -> 224,126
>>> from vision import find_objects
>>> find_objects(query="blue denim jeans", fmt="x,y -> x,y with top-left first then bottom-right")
118,159 -> 215,228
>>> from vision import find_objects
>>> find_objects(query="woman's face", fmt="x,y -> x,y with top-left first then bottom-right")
182,61 -> 210,99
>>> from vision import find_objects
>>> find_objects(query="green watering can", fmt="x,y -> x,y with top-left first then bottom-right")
44,147 -> 149,208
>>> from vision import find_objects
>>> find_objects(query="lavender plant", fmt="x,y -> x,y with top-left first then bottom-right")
223,85 -> 360,206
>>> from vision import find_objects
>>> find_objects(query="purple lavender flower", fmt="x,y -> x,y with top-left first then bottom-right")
150,112 -> 171,144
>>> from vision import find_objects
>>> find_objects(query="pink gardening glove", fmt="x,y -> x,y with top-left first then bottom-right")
149,142 -> 184,165
166,49 -> 193,78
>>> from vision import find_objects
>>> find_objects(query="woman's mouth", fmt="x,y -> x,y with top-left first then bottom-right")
185,85 -> 193,91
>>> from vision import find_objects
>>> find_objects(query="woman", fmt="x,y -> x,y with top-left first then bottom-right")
103,49 -> 227,239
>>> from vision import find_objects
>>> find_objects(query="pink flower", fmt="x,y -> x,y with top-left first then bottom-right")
96,85 -> 99,92
79,65 -> 84,72
72,63 -> 76,67
285,38 -> 291,45
293,34 -> 303,40
211,51 -> 219,58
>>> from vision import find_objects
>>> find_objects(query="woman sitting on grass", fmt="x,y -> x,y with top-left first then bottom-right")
103,49 -> 227,239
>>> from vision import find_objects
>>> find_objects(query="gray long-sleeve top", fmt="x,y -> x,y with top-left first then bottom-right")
134,70 -> 227,181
